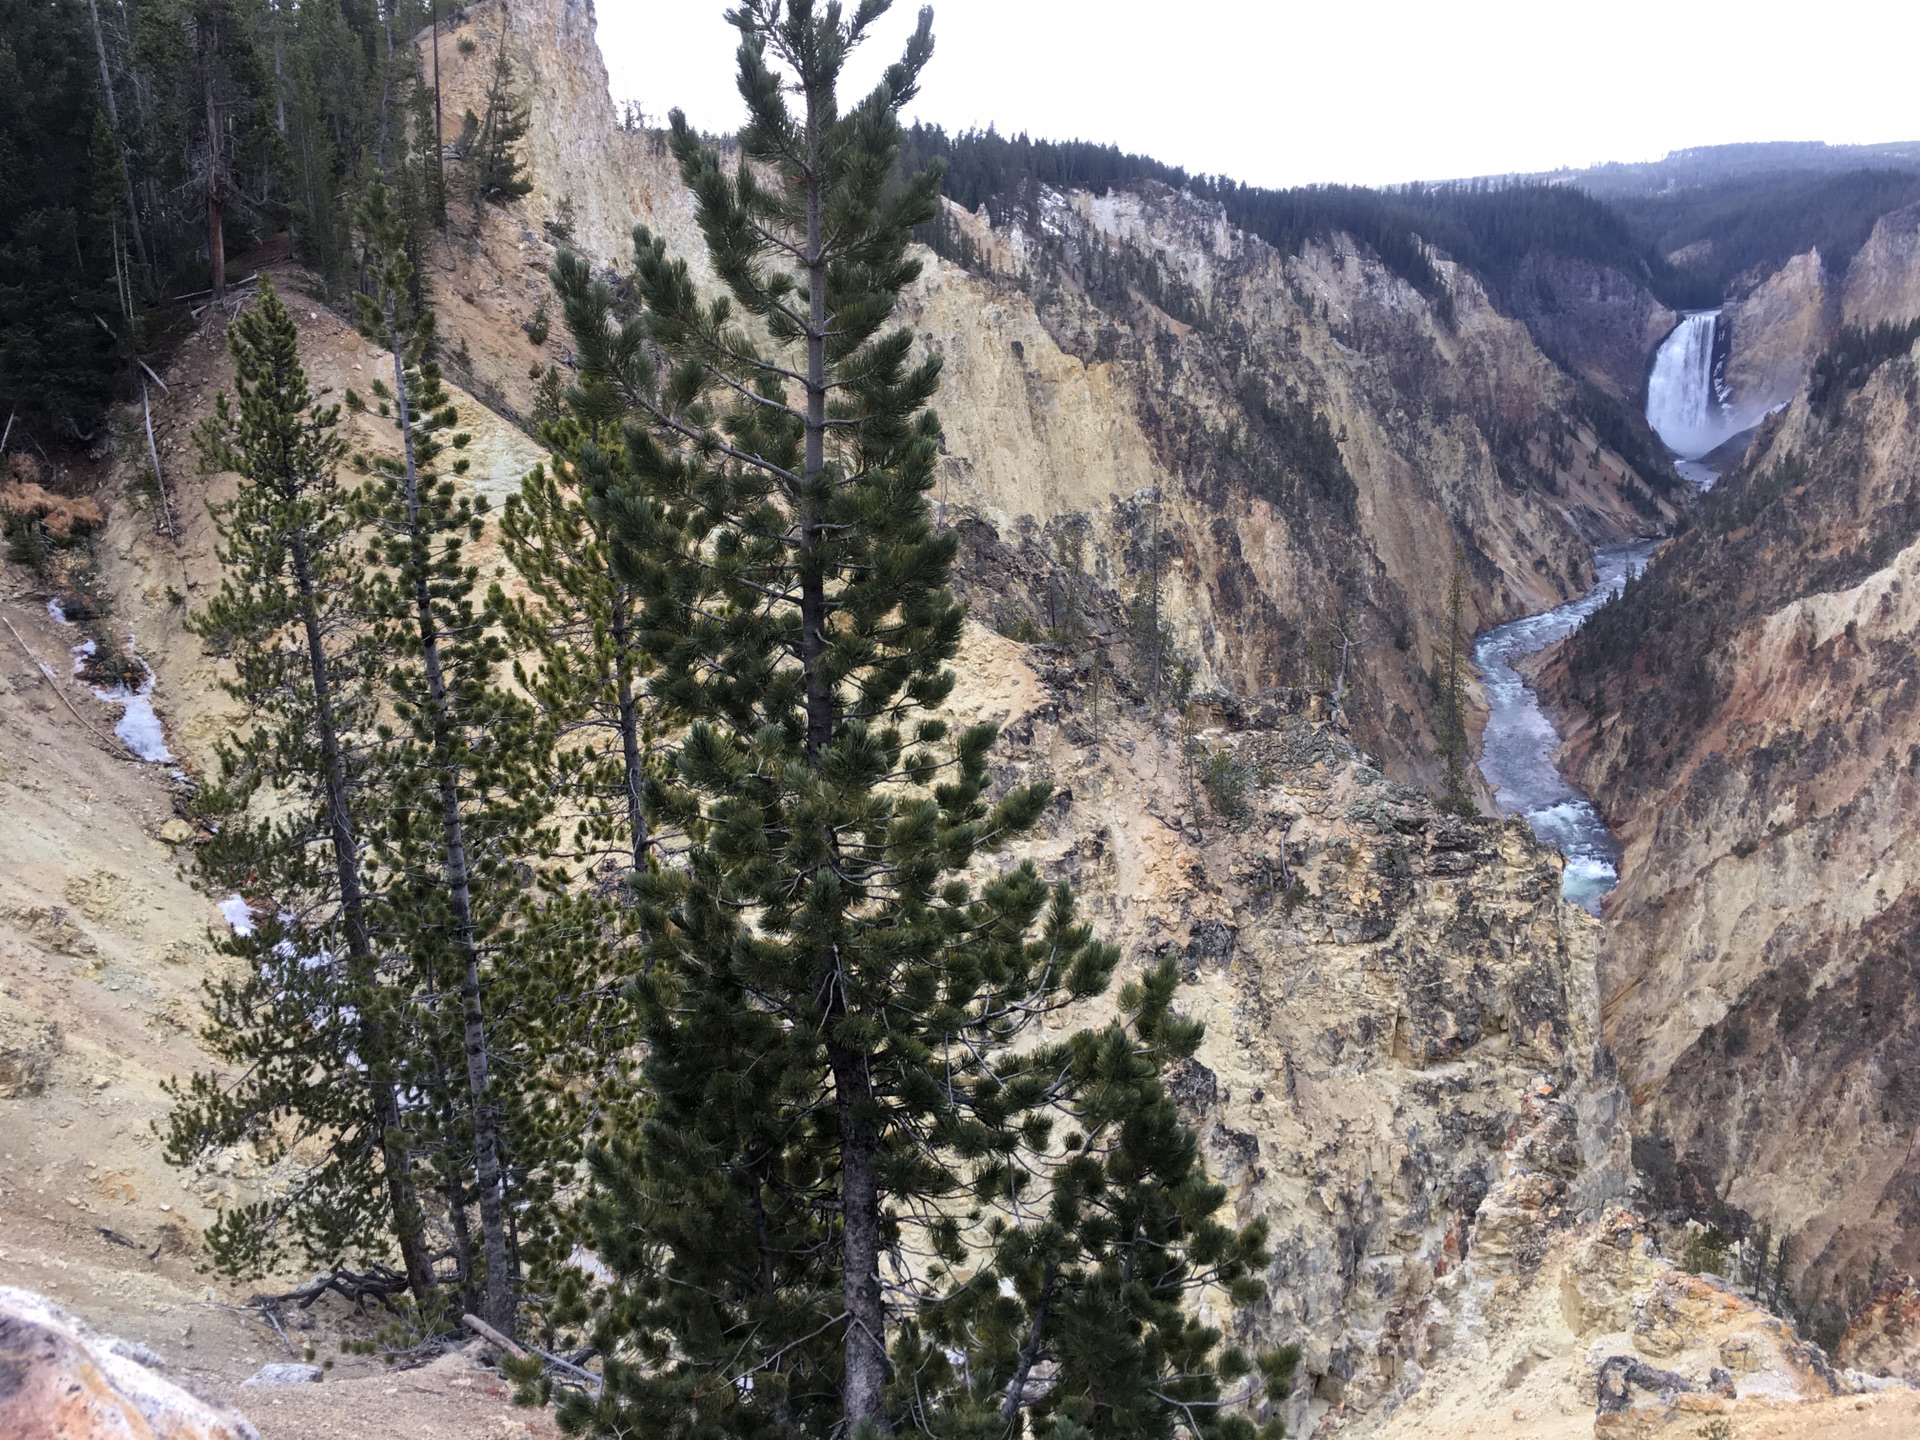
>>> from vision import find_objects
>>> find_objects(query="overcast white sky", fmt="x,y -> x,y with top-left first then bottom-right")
595,0 -> 1920,188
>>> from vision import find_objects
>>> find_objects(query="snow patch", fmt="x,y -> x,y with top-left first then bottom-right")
566,1243 -> 613,1283
106,675 -> 172,763
61,630 -> 174,763
220,895 -> 257,936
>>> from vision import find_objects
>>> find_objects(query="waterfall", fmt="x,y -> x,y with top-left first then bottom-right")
1645,311 -> 1752,478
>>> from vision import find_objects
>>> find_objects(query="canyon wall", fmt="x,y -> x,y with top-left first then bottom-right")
1547,331 -> 1920,1325
1717,206 -> 1920,424
1499,253 -> 1677,405
445,0 -> 1681,791
1722,250 -> 1840,419
1843,202 -> 1920,330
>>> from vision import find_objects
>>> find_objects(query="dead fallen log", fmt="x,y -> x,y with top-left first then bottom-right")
461,1313 -> 602,1398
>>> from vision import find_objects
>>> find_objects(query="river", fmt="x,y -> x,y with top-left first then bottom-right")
1471,542 -> 1659,913
1468,312 -> 1738,912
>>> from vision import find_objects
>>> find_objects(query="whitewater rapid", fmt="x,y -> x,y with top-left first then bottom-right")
1471,542 -> 1658,914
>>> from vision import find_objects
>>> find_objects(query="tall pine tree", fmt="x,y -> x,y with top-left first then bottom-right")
534,5 -> 1286,1435
353,177 -> 536,1333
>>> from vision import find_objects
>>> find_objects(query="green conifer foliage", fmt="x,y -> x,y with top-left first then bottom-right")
499,409 -> 659,887
353,179 -> 543,1334
537,6 -> 1287,1436
459,41 -> 532,207
133,0 -> 281,301
166,275 -> 435,1304
915,961 -> 1290,1440
0,0 -> 127,439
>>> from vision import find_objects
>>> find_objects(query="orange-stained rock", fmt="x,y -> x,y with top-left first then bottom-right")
0,1288 -> 257,1440
1838,1272 -> 1920,1383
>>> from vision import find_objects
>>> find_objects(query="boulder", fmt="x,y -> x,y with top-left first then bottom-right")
241,1362 -> 323,1386
0,1287 -> 257,1440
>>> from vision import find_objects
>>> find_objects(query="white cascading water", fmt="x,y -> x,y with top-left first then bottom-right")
1468,309 -> 1745,911
1645,311 -> 1748,483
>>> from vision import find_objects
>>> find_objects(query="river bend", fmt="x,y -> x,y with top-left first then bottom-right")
1471,542 -> 1659,913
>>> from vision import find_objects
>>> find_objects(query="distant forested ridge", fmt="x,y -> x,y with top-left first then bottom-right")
903,125 -> 1682,309
1611,169 -> 1920,307
1554,140 -> 1920,197
901,126 -> 1920,318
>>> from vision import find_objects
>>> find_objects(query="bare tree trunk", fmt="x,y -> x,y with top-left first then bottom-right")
384,298 -> 515,1334
270,8 -> 287,136
140,381 -> 175,541
286,526 -> 437,1308
207,194 -> 227,305
85,0 -> 149,272
201,13 -> 226,304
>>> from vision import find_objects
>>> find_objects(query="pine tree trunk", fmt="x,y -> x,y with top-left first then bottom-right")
449,1190 -> 476,1313
385,308 -> 516,1334
287,528 -> 436,1308
829,1041 -> 889,1434
208,193 -> 226,302
799,122 -> 832,768
799,93 -> 890,1435
1001,1264 -> 1058,1424
84,0 -> 148,272
375,0 -> 394,171
609,596 -> 649,878
203,36 -> 225,304
269,11 -> 286,135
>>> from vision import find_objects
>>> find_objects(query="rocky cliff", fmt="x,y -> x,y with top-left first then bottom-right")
434,0 -> 1683,793
1547,327 -> 1920,1332
1499,253 -> 1677,406
1843,203 -> 1920,331
1722,250 -> 1841,419
1714,205 -> 1920,424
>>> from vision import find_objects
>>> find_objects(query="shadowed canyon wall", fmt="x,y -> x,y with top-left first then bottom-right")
1549,327 -> 1920,1326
